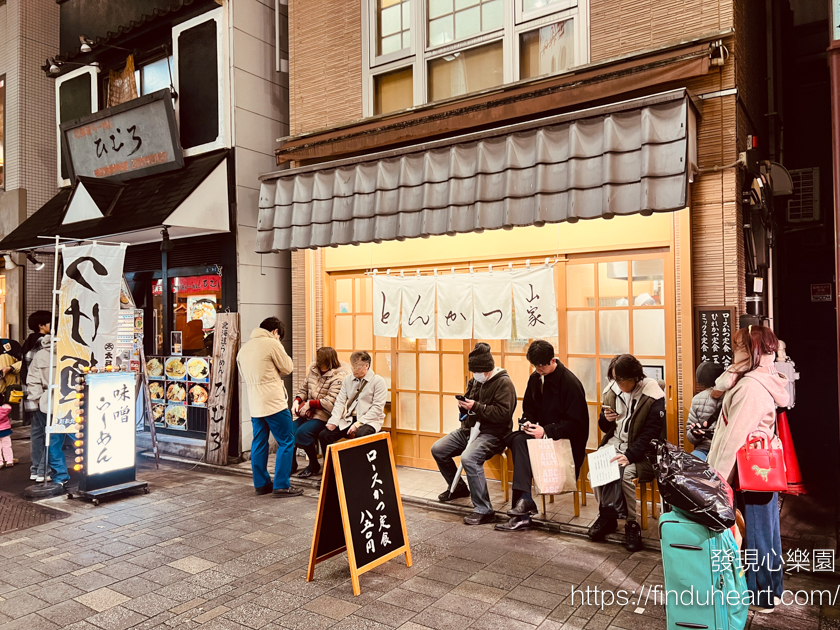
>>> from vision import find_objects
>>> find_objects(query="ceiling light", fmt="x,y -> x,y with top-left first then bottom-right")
25,253 -> 45,271
3,255 -> 18,271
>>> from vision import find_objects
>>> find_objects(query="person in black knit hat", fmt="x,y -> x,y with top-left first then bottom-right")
430,342 -> 517,525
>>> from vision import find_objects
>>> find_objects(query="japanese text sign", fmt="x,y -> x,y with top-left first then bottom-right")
372,275 -> 402,338
52,244 -> 126,433
512,267 -> 558,339
694,307 -> 735,370
60,89 -> 183,182
204,313 -> 240,465
401,276 -> 435,339
85,371 -> 136,476
436,273 -> 473,339
473,272 -> 513,340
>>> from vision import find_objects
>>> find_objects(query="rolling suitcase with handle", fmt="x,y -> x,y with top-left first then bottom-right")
659,508 -> 748,630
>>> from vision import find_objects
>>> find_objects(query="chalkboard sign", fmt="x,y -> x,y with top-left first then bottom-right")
694,306 -> 736,371
307,433 -> 411,595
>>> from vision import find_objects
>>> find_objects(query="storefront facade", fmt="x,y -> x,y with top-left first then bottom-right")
256,0 -> 765,479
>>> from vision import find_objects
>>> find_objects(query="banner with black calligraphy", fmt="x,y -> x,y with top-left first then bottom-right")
205,313 -> 240,466
52,244 -> 127,433
435,273 -> 473,339
473,272 -> 512,339
372,275 -> 402,338
401,276 -> 436,339
512,267 -> 558,339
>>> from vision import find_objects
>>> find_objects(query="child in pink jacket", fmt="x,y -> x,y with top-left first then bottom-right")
0,404 -> 14,467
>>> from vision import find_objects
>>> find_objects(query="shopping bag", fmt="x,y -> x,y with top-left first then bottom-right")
735,430 -> 787,492
598,476 -> 627,520
777,411 -> 806,495
527,438 -> 576,495
651,440 -> 735,531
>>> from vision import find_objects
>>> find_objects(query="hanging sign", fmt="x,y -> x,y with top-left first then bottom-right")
693,306 -> 735,370
307,432 -> 412,596
205,313 -> 240,466
401,276 -> 435,339
473,272 -> 513,339
52,244 -> 127,434
512,267 -> 558,339
436,273 -> 473,339
372,275 -> 402,338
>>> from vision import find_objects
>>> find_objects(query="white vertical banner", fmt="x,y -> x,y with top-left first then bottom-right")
473,272 -> 513,339
86,372 -> 136,475
401,276 -> 436,339
372,275 -> 402,337
436,273 -> 473,339
512,266 -> 559,339
52,244 -> 127,433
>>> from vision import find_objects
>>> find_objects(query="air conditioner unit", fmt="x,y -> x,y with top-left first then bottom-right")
787,168 -> 820,223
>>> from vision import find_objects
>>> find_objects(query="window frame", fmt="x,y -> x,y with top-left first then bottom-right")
172,6 -> 231,157
55,65 -> 100,188
362,0 -> 589,117
0,74 -> 5,191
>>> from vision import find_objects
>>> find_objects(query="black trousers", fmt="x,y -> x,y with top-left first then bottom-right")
504,431 -> 536,504
318,422 -> 377,455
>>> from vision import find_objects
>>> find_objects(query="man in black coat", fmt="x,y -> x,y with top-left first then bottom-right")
496,340 -> 589,532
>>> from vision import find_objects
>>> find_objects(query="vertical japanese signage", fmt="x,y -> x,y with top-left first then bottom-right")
694,307 -> 735,370
204,313 -> 240,466
307,433 -> 412,596
512,266 -> 559,339
52,244 -> 126,434
85,372 -> 136,476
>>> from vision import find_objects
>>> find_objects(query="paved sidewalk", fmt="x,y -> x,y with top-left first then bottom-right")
0,461 -> 834,630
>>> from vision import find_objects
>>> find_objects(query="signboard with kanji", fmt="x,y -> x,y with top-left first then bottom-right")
307,433 -> 412,595
60,89 -> 183,182
694,306 -> 736,372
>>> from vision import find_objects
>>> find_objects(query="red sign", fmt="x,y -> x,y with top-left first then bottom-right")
153,275 -> 222,296
811,283 -> 833,302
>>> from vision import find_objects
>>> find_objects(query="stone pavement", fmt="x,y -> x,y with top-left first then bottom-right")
0,461 -> 835,630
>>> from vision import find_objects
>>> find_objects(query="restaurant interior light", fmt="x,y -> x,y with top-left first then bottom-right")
3,255 -> 17,271
25,253 -> 45,271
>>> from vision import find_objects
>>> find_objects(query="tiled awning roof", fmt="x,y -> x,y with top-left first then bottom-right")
256,90 -> 699,253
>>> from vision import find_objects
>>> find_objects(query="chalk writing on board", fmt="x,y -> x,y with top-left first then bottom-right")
697,309 -> 733,368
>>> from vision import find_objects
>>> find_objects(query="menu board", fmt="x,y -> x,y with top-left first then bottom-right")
694,306 -> 735,370
117,309 -> 144,372
144,354 -> 212,431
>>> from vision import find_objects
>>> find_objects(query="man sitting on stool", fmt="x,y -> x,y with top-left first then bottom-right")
319,351 -> 386,453
496,340 -> 589,531
431,342 -> 516,526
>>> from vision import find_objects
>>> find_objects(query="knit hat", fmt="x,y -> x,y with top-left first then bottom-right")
695,361 -> 725,388
468,342 -> 495,373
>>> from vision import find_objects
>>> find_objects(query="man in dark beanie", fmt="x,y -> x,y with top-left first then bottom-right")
431,342 -> 516,525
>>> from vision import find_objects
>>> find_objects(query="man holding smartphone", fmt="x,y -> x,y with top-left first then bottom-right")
496,340 -> 589,532
431,343 -> 516,525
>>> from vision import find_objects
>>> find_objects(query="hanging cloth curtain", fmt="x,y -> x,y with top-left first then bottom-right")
108,55 -> 139,107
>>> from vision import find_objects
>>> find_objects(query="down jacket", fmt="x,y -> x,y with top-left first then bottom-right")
294,362 -> 350,422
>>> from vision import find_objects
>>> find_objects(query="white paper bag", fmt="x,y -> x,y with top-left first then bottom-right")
527,438 -> 577,495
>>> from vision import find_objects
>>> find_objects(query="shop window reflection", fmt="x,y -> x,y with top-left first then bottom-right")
152,274 -> 222,356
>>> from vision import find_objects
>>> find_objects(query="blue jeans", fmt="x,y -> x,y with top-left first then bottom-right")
692,448 -> 708,461
738,491 -> 783,609
293,417 -> 326,447
431,429 -> 503,515
251,409 -> 295,490
32,410 -> 69,483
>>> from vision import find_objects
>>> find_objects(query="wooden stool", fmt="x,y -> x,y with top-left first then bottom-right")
500,448 -> 580,518
633,477 -> 660,530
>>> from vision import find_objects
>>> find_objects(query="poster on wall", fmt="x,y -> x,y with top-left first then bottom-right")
187,295 -> 218,330
52,244 -> 127,434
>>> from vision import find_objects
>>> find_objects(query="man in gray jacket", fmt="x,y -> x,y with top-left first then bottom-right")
318,351 -> 386,453
686,361 -> 725,461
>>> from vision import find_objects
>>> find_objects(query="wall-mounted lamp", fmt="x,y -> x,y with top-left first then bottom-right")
3,255 -> 18,271
46,58 -> 100,77
25,253 -> 45,271
78,35 -> 134,55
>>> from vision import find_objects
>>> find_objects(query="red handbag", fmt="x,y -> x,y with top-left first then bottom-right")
735,430 -> 787,492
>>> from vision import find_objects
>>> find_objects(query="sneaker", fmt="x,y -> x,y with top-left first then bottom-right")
749,605 -> 774,615
272,487 -> 304,498
34,476 -> 52,483
438,483 -> 470,503
494,515 -> 532,532
30,474 -> 37,480
588,513 -> 618,542
463,511 -> 495,526
624,521 -> 643,553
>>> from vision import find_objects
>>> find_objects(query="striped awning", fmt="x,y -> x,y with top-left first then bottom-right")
256,89 -> 699,253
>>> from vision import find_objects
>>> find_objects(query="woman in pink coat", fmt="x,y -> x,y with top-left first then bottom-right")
707,325 -> 789,615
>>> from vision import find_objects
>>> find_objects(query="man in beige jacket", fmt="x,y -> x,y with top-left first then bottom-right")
236,317 -> 302,498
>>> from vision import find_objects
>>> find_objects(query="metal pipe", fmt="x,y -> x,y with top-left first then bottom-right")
827,37 -> 840,458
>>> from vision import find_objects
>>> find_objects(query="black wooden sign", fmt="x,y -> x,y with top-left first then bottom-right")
307,432 -> 412,595
694,306 -> 736,370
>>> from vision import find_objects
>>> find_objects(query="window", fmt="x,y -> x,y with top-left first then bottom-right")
363,0 -> 588,116
136,56 -> 174,96
0,75 -> 4,190
55,65 -> 100,187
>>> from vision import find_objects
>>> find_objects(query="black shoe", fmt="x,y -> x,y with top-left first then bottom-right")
588,513 -> 618,542
273,487 -> 304,498
297,465 -> 320,478
255,482 -> 273,496
494,516 -> 532,532
291,458 -> 299,475
507,497 -> 539,517
624,521 -> 643,553
438,483 -> 470,503
463,512 -> 496,526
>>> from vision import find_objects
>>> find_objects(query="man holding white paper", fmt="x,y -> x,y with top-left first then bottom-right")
588,354 -> 666,552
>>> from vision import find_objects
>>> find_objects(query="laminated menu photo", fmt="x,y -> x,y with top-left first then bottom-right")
187,357 -> 210,383
151,403 -> 166,428
166,381 -> 187,404
146,357 -> 165,380
164,356 -> 187,381
148,381 -> 165,403
165,404 -> 187,430
188,383 -> 209,407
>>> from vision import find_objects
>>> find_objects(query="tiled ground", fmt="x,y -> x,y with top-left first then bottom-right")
3,460 -> 828,629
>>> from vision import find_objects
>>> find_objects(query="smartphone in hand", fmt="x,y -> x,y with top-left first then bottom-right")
455,395 -> 466,401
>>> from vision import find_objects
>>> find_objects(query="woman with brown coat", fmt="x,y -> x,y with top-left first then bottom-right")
291,347 -> 349,477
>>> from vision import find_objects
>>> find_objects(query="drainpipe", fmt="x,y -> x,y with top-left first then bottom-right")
828,4 -> 840,486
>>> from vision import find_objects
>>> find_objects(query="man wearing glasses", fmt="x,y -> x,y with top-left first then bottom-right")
496,340 -> 589,532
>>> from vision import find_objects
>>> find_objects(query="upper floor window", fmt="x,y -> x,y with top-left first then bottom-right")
363,0 -> 588,116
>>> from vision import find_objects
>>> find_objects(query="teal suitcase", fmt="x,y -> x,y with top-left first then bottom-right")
659,508 -> 748,630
